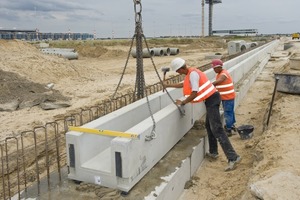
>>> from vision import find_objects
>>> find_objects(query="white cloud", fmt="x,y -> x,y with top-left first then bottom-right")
0,0 -> 299,37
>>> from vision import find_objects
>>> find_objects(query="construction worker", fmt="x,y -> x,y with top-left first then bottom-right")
163,57 -> 241,171
211,59 -> 237,137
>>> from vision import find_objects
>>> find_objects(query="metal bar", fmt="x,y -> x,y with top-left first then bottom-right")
33,126 -> 45,195
5,138 -> 11,199
1,144 -> 6,199
5,137 -> 20,199
266,77 -> 280,126
54,120 -> 63,182
20,131 -> 33,194
44,123 -> 51,188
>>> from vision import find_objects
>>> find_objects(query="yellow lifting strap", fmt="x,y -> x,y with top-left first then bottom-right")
68,126 -> 140,140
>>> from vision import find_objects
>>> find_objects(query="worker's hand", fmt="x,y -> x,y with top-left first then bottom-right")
176,99 -> 184,106
162,81 -> 168,89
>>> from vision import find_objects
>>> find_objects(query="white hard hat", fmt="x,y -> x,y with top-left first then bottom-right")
170,57 -> 185,71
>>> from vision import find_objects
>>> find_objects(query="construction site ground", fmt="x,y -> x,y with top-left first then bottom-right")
1,37 -> 300,199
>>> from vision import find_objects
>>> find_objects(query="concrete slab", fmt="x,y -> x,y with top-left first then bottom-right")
145,158 -> 191,200
271,51 -> 290,58
191,138 -> 205,176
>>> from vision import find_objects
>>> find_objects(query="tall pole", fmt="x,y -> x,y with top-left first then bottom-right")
206,0 -> 222,36
208,0 -> 213,36
201,0 -> 204,37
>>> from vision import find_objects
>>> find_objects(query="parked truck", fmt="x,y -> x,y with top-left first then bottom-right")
292,33 -> 300,40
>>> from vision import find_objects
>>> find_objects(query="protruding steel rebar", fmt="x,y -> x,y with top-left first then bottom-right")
266,77 -> 280,127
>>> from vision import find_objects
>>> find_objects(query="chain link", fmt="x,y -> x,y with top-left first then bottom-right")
133,0 -> 142,24
110,34 -> 136,100
133,0 -> 145,99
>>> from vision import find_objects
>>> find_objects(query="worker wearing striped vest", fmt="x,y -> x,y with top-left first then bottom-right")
211,59 -> 237,137
163,58 -> 241,171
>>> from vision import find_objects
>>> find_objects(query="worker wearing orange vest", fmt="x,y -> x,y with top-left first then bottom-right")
211,59 -> 237,137
163,58 -> 241,171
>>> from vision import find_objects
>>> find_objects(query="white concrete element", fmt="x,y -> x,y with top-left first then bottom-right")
41,48 -> 78,60
66,88 -> 203,192
42,48 -> 76,52
131,48 -> 155,58
204,53 -> 223,60
271,51 -> 289,58
39,42 -> 49,48
160,47 -> 171,56
145,138 -> 206,200
190,138 -> 205,175
66,40 -> 279,194
145,158 -> 191,200
290,53 -> 300,70
170,48 -> 180,55
227,40 -> 249,55
152,48 -> 164,56
248,42 -> 258,48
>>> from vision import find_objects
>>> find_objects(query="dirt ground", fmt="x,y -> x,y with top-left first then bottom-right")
1,37 -> 300,199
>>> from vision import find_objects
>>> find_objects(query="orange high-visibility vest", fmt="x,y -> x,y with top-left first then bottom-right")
183,68 -> 216,102
215,69 -> 235,100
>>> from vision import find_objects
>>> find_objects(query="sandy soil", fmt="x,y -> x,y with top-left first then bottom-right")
1,37 -> 300,199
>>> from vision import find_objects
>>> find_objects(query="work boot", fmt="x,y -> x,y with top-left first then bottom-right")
224,127 -> 233,137
205,152 -> 219,160
225,156 -> 241,171
231,125 -> 237,133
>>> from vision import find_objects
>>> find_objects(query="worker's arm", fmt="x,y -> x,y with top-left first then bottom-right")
176,91 -> 197,106
212,74 -> 227,86
176,71 -> 199,106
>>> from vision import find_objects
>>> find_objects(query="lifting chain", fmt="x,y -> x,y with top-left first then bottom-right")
133,0 -> 145,99
112,0 -> 184,142
133,0 -> 156,141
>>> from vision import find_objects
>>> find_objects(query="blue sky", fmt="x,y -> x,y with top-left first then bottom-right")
0,0 -> 299,38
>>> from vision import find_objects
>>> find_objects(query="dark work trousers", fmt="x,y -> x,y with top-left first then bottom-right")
204,92 -> 239,161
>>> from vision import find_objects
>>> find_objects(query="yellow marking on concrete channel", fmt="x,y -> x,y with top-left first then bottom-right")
68,126 -> 140,139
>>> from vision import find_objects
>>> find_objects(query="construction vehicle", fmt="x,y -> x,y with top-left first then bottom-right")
292,33 -> 300,40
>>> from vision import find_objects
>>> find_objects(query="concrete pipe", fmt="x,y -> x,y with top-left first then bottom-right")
60,52 -> 78,60
41,49 -> 78,60
161,47 -> 171,56
41,48 -> 75,52
54,51 -> 78,60
170,48 -> 180,55
131,49 -> 155,58
152,48 -> 164,56
54,48 -> 75,52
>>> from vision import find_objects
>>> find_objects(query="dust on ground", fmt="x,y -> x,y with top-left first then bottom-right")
2,37 -> 300,199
